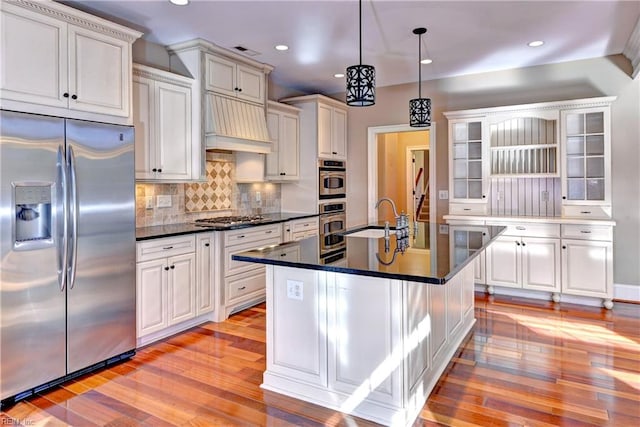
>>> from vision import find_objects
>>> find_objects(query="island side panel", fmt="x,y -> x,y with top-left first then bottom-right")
265,265 -> 327,386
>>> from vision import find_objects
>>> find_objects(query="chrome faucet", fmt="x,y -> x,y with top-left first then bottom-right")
375,197 -> 400,219
375,197 -> 409,238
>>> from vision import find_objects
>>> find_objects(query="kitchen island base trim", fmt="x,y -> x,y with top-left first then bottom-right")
262,262 -> 476,427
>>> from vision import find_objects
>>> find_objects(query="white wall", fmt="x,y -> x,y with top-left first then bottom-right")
341,55 -> 639,288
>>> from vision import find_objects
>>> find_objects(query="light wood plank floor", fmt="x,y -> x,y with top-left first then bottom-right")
2,293 -> 639,426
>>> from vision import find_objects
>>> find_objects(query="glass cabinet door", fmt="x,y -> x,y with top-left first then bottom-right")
564,110 -> 606,202
451,120 -> 484,200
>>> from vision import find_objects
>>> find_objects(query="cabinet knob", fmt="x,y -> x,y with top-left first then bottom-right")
63,93 -> 69,98
482,195 -> 486,199
522,242 -> 526,247
280,253 -> 287,257
157,168 -> 162,173
516,241 -> 520,246
164,266 -> 169,271
170,265 -> 175,269
332,151 -> 337,155
562,245 -> 567,249
152,168 -> 157,172
280,172 -> 285,175
204,243 -> 210,247
238,286 -> 246,290
71,94 -> 77,100
562,196 -> 567,200
238,88 -> 242,92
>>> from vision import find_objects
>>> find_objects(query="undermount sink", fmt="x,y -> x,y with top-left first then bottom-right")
344,228 -> 388,238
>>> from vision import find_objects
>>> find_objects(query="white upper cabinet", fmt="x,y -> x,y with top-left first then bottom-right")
205,53 -> 265,105
318,102 -> 347,160
266,100 -> 301,181
133,64 -> 194,181
560,106 -> 612,218
445,117 -> 489,215
445,97 -> 615,218
0,0 -> 141,123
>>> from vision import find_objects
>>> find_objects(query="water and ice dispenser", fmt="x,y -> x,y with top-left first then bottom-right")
14,184 -> 52,245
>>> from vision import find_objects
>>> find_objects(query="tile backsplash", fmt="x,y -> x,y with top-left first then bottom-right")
136,152 -> 280,227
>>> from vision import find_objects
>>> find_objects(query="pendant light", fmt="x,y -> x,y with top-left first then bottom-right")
346,0 -> 375,106
409,27 -> 431,127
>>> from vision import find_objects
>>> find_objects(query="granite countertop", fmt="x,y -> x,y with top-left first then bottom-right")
136,212 -> 319,241
232,222 -> 506,284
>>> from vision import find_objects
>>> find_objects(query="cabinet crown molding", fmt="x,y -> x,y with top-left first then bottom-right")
133,63 -> 193,87
280,94 -> 347,109
443,96 -> 617,119
5,0 -> 143,42
167,38 -> 274,74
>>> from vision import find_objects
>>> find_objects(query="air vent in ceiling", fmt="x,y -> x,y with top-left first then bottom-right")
233,45 -> 260,57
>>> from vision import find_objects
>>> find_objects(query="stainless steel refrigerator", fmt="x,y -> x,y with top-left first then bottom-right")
0,110 -> 136,406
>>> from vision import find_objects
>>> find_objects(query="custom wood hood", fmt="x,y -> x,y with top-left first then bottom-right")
204,93 -> 271,153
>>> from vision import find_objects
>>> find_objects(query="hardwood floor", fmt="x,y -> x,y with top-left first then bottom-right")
2,293 -> 639,426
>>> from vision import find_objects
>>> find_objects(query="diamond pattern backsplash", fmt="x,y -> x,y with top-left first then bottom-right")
185,161 -> 233,212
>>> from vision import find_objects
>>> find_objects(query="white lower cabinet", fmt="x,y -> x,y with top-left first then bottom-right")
486,235 -> 560,292
447,216 -> 614,308
282,217 -> 319,242
136,233 -> 215,347
196,233 -> 215,316
561,224 -> 613,307
217,223 -> 282,320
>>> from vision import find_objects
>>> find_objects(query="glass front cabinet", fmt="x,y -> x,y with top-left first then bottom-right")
447,117 -> 489,215
560,107 -> 611,218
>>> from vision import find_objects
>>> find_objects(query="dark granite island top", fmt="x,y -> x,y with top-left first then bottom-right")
232,222 -> 505,284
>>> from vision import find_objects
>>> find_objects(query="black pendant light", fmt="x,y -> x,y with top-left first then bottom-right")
346,0 -> 375,106
409,27 -> 431,127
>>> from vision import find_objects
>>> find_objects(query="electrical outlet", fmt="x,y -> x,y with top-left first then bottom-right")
541,190 -> 549,202
439,224 -> 449,234
255,191 -> 261,202
286,280 -> 303,301
438,190 -> 449,200
157,195 -> 172,208
145,196 -> 154,209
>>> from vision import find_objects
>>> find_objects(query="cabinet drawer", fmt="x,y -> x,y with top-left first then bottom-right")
225,223 -> 282,246
486,222 -> 560,238
224,236 -> 281,277
137,235 -> 196,262
226,269 -> 266,302
291,218 -> 319,234
561,224 -> 612,241
562,205 -> 611,219
449,203 -> 488,215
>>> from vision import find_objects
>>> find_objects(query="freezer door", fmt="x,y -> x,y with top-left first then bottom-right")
65,119 -> 136,373
0,110 -> 67,400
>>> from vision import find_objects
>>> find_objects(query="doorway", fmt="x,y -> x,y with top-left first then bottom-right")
366,124 -> 436,225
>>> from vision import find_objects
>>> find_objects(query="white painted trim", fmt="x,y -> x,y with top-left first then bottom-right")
614,283 -> 640,302
405,145 -> 430,222
623,16 -> 640,79
366,123 -> 437,225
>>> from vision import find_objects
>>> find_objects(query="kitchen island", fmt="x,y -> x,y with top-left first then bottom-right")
233,222 -> 504,426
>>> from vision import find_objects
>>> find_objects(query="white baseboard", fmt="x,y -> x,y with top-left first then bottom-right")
614,283 -> 640,302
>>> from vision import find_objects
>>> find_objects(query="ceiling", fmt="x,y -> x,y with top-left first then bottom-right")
66,0 -> 640,95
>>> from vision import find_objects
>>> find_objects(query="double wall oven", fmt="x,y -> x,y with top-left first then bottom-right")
318,160 -> 346,261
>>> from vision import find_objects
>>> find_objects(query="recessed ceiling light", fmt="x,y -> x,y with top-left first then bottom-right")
275,45 -> 289,51
334,73 -> 345,78
169,0 -> 189,5
528,40 -> 544,47
420,59 -> 433,65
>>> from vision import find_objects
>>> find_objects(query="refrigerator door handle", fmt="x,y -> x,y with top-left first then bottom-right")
57,146 -> 68,292
67,146 -> 78,289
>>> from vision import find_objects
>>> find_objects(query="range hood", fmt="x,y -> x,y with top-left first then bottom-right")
205,94 -> 272,153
